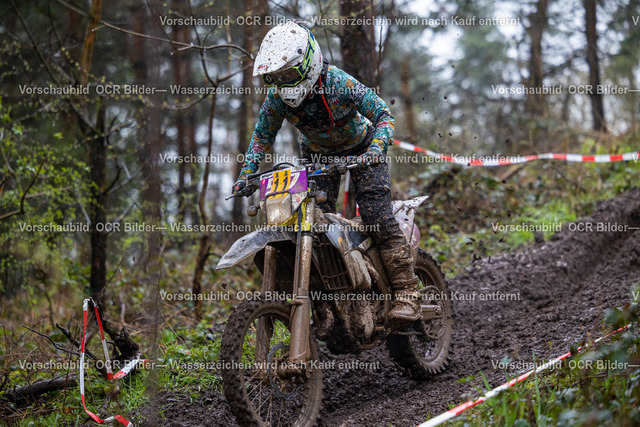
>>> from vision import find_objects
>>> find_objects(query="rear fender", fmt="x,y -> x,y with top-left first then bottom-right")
392,195 -> 428,249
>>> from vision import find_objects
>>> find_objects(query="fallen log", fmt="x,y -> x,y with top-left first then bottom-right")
3,375 -> 77,403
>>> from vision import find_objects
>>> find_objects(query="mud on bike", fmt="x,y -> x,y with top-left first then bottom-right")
217,159 -> 453,426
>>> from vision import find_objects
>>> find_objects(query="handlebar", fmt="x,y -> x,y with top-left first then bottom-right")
227,157 -> 381,200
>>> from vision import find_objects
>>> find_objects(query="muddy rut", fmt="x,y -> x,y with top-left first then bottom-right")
140,187 -> 640,427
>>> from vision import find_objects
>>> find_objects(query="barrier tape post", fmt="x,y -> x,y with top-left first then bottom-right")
80,298 -> 140,426
417,325 -> 631,427
392,139 -> 640,167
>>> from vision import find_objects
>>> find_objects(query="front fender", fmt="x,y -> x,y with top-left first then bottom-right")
216,228 -> 296,269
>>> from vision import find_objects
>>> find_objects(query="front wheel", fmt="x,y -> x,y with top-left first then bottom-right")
387,249 -> 454,380
221,298 -> 323,426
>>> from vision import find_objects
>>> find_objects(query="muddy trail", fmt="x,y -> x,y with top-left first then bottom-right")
141,187 -> 640,426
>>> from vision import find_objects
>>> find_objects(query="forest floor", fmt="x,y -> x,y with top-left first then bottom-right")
130,187 -> 640,426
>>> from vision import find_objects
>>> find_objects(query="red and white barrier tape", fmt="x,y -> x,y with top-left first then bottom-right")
417,325 -> 631,427
342,172 -> 360,217
81,298 -> 141,426
342,171 -> 351,217
393,139 -> 640,167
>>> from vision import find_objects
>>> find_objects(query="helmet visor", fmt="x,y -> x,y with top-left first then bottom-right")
263,66 -> 304,87
261,32 -> 316,88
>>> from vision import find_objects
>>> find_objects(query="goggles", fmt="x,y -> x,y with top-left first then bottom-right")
262,32 -> 316,88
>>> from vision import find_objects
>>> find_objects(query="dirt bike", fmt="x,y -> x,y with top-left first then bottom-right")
217,160 -> 453,426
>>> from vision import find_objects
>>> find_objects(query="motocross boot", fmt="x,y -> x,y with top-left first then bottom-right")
379,232 -> 421,323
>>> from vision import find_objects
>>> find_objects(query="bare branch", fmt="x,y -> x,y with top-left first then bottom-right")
0,157 -> 46,221
104,162 -> 122,195
22,326 -> 85,359
102,248 -> 131,295
111,200 -> 138,223
54,0 -> 253,58
144,0 -> 181,53
9,0 -> 98,133
55,324 -> 99,360
160,95 -> 209,110
0,131 -> 18,191
106,167 -> 142,196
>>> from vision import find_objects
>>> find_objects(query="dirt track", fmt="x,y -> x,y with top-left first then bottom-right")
142,187 -> 640,426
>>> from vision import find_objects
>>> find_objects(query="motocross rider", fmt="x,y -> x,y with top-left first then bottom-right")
232,22 -> 420,323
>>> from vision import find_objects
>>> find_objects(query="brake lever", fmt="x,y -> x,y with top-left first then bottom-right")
226,184 -> 256,200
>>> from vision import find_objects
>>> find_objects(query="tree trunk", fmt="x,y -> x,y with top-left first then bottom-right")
340,0 -> 375,218
251,0 -> 272,173
137,2 -> 164,424
192,95 -> 217,321
141,0 -> 164,348
80,0 -> 107,300
65,7 -> 84,76
255,0 -> 271,42
401,59 -> 416,141
584,0 -> 606,132
79,0 -> 102,84
129,3 -> 146,82
340,0 -> 376,87
526,0 -> 549,117
172,0 -> 195,224
89,104 -> 107,299
186,110 -> 198,225
232,0 -> 255,239
130,1 -> 163,275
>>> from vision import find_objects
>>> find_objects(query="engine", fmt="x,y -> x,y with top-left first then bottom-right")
311,234 -> 380,353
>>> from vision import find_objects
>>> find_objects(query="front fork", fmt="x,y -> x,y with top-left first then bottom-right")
288,199 -> 315,363
255,244 -> 276,365
255,199 -> 316,366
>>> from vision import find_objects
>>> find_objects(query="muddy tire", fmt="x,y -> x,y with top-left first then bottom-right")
387,249 -> 454,380
221,298 -> 323,426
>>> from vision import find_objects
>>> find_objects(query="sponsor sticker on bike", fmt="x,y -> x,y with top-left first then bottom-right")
259,168 -> 307,200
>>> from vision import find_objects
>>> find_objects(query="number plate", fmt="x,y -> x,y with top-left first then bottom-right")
259,169 -> 307,201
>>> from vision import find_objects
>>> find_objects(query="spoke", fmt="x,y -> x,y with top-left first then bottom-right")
266,389 -> 273,423
247,378 -> 265,399
255,382 -> 277,420
250,379 -> 263,406
255,388 -> 270,416
247,369 -> 261,380
287,397 -> 295,425
277,396 -> 284,427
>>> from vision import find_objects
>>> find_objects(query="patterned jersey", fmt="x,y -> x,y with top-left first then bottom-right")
238,65 -> 395,179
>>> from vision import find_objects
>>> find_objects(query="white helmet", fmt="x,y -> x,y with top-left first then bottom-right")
253,22 -> 323,108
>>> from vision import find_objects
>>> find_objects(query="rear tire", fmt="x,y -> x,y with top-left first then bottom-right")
387,249 -> 454,379
221,298 -> 323,426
